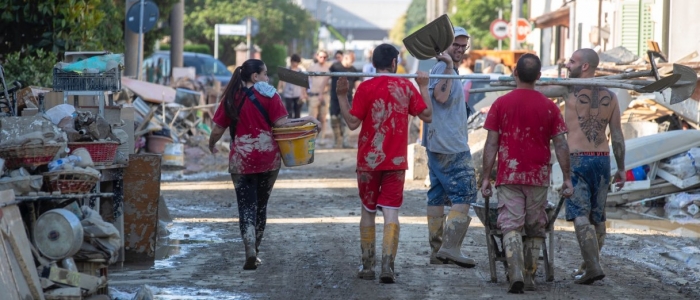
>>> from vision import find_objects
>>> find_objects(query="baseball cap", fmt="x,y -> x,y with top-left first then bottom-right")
454,26 -> 470,38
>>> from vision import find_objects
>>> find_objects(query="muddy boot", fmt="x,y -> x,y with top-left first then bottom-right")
380,223 -> 399,283
523,237 -> 543,291
427,215 -> 447,264
255,230 -> 264,266
358,226 -> 376,280
503,231 -> 525,293
572,231 -> 605,278
330,116 -> 342,149
242,231 -> 258,270
436,211 -> 476,268
574,224 -> 605,284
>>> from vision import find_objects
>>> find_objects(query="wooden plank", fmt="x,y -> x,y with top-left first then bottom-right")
0,225 -> 23,300
0,190 -> 45,300
39,265 -> 105,294
123,154 -> 161,263
121,77 -> 176,104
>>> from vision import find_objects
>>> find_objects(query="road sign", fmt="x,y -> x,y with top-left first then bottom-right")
240,17 -> 260,37
490,19 -> 509,40
507,18 -> 532,43
126,0 -> 159,33
217,24 -> 247,36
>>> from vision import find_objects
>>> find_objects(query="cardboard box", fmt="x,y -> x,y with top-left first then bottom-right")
16,86 -> 51,111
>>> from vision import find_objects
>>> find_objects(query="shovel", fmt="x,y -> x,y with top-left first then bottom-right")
403,14 -> 455,60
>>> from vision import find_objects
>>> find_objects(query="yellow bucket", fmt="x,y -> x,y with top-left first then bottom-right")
273,123 -> 317,167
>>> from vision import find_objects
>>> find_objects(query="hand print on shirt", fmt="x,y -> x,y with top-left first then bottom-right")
573,86 -> 614,147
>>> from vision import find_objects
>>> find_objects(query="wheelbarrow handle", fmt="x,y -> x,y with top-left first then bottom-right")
546,196 -> 566,229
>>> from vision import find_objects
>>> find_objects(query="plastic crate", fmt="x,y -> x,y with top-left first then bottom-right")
53,68 -> 121,91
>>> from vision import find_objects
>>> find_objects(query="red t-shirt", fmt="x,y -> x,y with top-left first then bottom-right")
350,76 -> 428,171
213,88 -> 288,174
483,89 -> 567,186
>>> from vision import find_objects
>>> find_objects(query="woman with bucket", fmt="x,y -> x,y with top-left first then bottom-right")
208,59 -> 321,270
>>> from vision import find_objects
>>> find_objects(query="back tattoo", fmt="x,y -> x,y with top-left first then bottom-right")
571,86 -> 616,147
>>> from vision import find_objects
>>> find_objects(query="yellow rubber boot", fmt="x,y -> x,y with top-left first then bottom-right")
436,210 -> 476,268
380,223 -> 400,283
358,226 -> 376,280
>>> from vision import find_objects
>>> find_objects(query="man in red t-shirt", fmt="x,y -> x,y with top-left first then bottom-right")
480,54 -> 574,293
336,44 -> 432,284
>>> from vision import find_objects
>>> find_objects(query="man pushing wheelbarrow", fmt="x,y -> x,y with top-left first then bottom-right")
479,54 -> 574,293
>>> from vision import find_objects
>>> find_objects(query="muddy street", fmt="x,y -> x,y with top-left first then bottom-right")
109,149 -> 700,299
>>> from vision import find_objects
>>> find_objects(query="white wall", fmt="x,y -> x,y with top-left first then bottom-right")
668,0 -> 700,61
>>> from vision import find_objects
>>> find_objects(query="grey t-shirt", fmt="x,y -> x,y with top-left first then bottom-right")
422,61 -> 469,154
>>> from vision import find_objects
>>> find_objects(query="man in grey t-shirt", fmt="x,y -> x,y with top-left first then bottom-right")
422,26 -> 478,268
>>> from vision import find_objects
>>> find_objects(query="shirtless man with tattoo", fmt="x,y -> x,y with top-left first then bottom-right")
541,48 -> 626,285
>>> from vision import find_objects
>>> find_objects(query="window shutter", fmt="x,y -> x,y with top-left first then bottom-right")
639,0 -> 655,55
620,0 -> 655,57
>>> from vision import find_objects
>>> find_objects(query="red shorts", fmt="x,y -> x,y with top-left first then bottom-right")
357,170 -> 406,212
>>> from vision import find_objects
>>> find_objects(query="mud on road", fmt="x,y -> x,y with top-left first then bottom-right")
110,149 -> 700,299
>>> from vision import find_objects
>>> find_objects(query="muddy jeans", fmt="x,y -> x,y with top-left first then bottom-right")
496,184 -> 549,237
565,154 -> 610,224
284,97 -> 302,119
231,170 -> 280,247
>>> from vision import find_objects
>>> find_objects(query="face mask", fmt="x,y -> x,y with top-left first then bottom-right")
254,81 -> 277,98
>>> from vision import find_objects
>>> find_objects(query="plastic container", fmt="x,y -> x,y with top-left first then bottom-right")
272,123 -> 317,167
631,166 -> 647,181
48,155 -> 82,171
147,135 -> 174,154
162,142 -> 185,169
52,68 -> 121,91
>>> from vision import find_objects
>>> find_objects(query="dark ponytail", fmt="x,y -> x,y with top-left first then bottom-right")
221,59 -> 266,125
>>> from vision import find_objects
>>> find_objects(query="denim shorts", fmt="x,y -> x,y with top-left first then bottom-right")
565,154 -> 611,223
426,150 -> 477,206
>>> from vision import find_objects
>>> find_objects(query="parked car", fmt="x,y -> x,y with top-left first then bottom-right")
143,51 -> 232,86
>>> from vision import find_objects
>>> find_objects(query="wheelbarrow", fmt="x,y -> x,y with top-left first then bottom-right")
472,195 -> 566,283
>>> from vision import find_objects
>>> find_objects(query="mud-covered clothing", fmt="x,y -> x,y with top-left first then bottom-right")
483,89 -> 567,187
213,87 -> 288,174
357,170 -> 406,212
350,76 -> 427,171
566,154 -> 611,223
422,61 -> 468,154
231,170 -> 279,247
426,150 -> 477,206
496,184 -> 549,236
329,62 -> 359,116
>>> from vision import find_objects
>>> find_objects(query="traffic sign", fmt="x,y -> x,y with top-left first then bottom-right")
490,19 -> 509,40
217,24 -> 247,36
507,18 -> 532,43
240,17 -> 260,37
126,1 -> 159,33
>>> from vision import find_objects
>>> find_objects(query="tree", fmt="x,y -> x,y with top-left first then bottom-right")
450,0 -> 511,50
389,14 -> 407,45
184,0 -> 317,66
404,0 -> 426,36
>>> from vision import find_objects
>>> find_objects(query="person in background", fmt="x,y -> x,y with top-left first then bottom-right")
208,59 -> 320,271
307,50 -> 332,141
329,52 -> 360,148
337,43 -> 432,283
278,54 -> 307,118
362,49 -> 376,81
334,50 -> 344,64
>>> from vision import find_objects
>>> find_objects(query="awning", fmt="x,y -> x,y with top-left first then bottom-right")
531,6 -> 570,28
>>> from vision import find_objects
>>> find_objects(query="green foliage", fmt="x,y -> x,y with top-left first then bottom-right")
404,0 -> 426,37
184,0 -> 317,66
389,14 -> 407,45
261,44 -> 287,87
0,0 -> 123,55
450,0 -> 511,50
2,50 -> 58,87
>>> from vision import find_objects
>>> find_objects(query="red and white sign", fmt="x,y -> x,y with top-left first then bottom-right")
490,19 -> 509,40
507,18 -> 532,43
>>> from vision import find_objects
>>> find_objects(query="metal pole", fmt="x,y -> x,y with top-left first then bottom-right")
136,0 -> 145,80
510,0 -> 519,50
214,24 -> 219,59
498,9 -> 503,51
300,72 -> 491,79
246,18 -> 252,59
